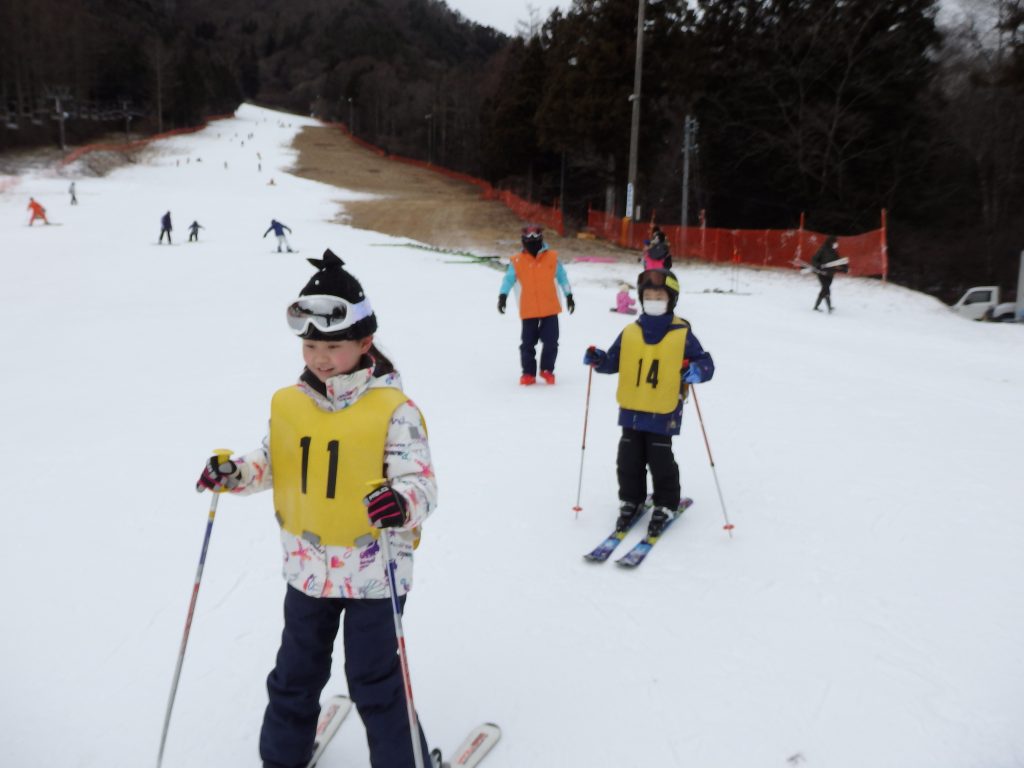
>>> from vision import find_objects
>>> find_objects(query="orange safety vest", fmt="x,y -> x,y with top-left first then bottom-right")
510,249 -> 562,319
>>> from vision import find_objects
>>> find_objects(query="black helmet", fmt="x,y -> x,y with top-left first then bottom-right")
291,249 -> 378,340
637,268 -> 680,312
521,224 -> 544,255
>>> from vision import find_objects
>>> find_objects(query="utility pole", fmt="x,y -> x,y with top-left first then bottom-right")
622,0 -> 646,245
560,150 -> 567,225
425,113 -> 433,164
155,42 -> 164,133
44,87 -> 71,151
122,100 -> 132,140
680,114 -> 696,258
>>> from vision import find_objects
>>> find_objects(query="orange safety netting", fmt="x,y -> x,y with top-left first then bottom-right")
587,209 -> 888,279
60,114 -> 235,166
331,123 -> 565,236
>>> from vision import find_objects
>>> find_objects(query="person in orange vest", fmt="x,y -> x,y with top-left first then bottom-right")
27,197 -> 49,226
497,224 -> 575,385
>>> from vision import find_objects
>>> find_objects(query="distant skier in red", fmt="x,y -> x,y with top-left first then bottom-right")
27,198 -> 49,226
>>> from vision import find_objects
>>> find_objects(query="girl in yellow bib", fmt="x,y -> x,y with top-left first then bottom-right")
583,268 -> 715,539
195,249 -> 438,768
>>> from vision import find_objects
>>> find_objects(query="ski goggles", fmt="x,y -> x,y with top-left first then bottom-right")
286,295 -> 374,336
521,225 -> 543,241
638,269 -> 679,293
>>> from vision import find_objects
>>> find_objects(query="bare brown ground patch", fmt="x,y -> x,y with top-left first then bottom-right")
290,125 -> 630,262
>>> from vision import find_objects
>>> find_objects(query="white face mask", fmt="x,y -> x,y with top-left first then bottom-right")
643,299 -> 669,316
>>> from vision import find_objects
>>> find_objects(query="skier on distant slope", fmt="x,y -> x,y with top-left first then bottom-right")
583,268 -> 714,539
264,218 -> 294,252
194,249 -> 438,768
187,220 -> 203,242
27,197 -> 49,225
159,210 -> 173,244
497,224 -> 575,385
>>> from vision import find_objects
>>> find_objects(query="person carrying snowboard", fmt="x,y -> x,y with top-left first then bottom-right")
195,249 -> 438,768
811,236 -> 847,313
264,218 -> 294,253
583,268 -> 714,538
497,224 -> 574,385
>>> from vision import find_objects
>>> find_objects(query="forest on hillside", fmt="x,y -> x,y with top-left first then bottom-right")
1,0 -> 1021,300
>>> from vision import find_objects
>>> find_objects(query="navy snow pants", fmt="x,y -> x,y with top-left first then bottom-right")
520,315 -> 559,375
260,585 -> 430,768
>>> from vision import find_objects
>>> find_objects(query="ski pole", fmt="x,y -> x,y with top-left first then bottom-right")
572,362 -> 595,519
690,388 -> 735,537
368,481 -> 425,768
157,448 -> 232,768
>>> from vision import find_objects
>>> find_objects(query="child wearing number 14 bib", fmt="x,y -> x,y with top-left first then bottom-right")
195,249 -> 437,768
582,268 -> 715,541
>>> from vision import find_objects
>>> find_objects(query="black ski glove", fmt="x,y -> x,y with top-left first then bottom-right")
566,294 -> 575,314
364,486 -> 408,529
497,294 -> 507,314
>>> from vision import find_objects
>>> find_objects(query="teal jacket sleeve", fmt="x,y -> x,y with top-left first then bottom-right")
555,262 -> 572,296
499,263 -> 517,295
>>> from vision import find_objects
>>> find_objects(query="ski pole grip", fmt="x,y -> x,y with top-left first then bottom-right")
212,448 -> 235,494
213,448 -> 234,466
363,477 -> 388,503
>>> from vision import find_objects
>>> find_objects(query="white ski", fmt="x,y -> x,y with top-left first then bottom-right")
443,723 -> 502,767
793,256 -> 849,273
306,695 -> 353,768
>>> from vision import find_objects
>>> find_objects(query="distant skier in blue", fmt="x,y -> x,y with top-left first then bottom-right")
264,219 -> 294,253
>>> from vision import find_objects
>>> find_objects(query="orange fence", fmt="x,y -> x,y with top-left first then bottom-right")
588,208 -> 888,279
331,123 -> 565,236
59,114 -> 235,166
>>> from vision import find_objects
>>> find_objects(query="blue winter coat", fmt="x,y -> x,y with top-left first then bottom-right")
592,313 -> 714,436
264,220 -> 291,237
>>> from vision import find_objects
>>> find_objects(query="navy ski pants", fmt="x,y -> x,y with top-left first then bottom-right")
617,427 -> 681,510
520,315 -> 559,375
260,585 -> 430,768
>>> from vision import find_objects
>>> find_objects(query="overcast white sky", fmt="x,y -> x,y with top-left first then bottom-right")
442,0 -> 573,35
444,0 -> 986,36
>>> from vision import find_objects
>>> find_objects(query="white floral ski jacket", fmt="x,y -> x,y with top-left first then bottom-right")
229,365 -> 437,599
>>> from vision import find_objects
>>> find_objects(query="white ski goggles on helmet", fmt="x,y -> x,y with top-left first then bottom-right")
286,294 -> 374,335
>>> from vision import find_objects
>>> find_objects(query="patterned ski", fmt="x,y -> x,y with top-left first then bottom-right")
615,497 -> 693,568
583,502 -> 652,562
306,695 -> 353,768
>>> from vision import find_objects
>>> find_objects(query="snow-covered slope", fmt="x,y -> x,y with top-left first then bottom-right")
2,104 -> 1022,768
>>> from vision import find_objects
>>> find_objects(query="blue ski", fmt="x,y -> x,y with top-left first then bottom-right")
615,498 -> 693,568
583,502 -> 651,562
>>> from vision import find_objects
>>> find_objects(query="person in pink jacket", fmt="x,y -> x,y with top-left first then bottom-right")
613,283 -> 638,314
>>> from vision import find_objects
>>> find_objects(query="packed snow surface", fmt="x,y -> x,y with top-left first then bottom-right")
2,104 -> 1022,768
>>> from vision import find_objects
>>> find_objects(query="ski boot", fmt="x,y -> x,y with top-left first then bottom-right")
615,501 -> 644,533
647,506 -> 679,538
